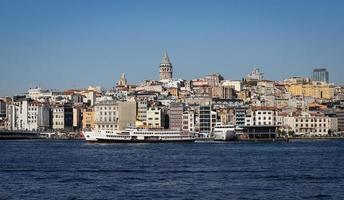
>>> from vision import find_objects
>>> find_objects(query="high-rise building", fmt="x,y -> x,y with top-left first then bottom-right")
182,109 -> 195,133
168,103 -> 185,130
159,51 -> 173,80
137,100 -> 148,126
312,68 -> 329,83
198,106 -> 217,133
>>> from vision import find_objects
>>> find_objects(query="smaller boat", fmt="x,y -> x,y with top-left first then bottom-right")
213,123 -> 237,141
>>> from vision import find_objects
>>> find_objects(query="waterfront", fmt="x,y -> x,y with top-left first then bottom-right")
0,140 -> 344,200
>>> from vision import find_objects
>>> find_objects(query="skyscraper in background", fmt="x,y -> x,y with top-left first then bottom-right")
312,68 -> 329,83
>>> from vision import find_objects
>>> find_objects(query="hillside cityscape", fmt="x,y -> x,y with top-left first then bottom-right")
0,51 -> 343,140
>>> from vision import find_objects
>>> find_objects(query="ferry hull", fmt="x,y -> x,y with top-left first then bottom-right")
213,135 -> 238,141
83,129 -> 195,143
87,138 -> 196,143
213,132 -> 238,141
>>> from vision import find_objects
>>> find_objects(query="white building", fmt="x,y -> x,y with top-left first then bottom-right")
88,86 -> 103,93
137,100 -> 148,126
27,87 -> 53,102
284,112 -> 338,136
245,107 -> 277,126
9,99 -> 50,131
222,80 -> 242,92
246,68 -> 264,81
94,100 -> 118,131
182,110 -> 195,133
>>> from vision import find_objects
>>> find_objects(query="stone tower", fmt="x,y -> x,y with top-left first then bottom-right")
159,51 -> 173,80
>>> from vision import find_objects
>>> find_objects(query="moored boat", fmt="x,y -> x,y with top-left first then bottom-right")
83,127 -> 195,143
213,123 -> 237,141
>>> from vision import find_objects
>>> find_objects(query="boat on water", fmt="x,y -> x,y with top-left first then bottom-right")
213,123 -> 238,141
0,130 -> 41,140
83,127 -> 195,143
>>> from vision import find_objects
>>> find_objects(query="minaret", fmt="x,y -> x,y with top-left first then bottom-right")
159,51 -> 173,80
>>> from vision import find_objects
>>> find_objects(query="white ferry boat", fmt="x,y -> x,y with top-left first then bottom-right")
83,128 -> 195,143
213,123 -> 237,141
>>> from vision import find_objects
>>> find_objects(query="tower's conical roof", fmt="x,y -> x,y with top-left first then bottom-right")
161,51 -> 171,64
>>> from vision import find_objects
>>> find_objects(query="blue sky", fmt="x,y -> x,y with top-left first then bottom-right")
1,0 -> 344,95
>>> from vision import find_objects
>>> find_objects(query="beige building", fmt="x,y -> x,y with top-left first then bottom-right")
166,87 -> 179,97
275,98 -> 289,108
287,84 -> 335,99
52,104 -> 73,130
137,100 -> 148,127
118,101 -> 136,130
147,107 -> 166,128
82,108 -> 95,130
237,90 -> 251,101
211,86 -> 235,99
284,112 -> 338,136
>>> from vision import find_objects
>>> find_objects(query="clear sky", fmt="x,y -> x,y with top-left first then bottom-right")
1,0 -> 343,96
